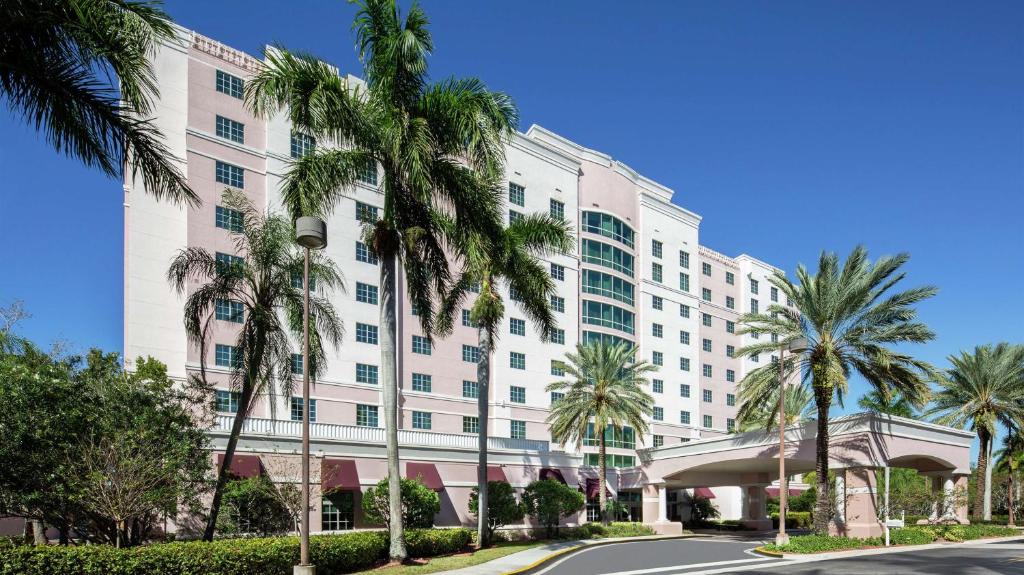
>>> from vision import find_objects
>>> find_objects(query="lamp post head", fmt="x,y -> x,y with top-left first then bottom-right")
786,336 -> 809,353
296,216 -> 327,250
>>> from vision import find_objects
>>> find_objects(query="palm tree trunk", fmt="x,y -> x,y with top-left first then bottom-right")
812,387 -> 831,534
203,381 -> 257,541
1007,471 -> 1015,526
476,328 -> 491,547
30,519 -> 45,545
599,435 -> 608,525
380,248 -> 406,561
984,441 -> 993,521
973,430 -> 989,521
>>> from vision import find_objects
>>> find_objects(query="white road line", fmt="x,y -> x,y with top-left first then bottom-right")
591,557 -> 776,575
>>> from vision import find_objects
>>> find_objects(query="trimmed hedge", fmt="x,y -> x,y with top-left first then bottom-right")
765,534 -> 879,554
770,512 -> 812,529
0,529 -> 470,575
764,524 -> 1020,553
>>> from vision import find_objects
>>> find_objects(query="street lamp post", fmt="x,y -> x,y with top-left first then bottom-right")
776,336 -> 807,547
295,216 -> 327,575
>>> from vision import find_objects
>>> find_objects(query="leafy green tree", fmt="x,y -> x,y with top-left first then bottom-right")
167,190 -> 343,541
995,431 -> 1024,526
216,477 -> 293,536
687,495 -> 720,526
546,342 -> 655,524
469,481 -> 525,542
736,246 -> 937,533
857,389 -> 916,418
0,0 -> 195,204
245,0 -> 515,560
521,480 -> 584,538
362,477 -> 440,529
440,214 -> 573,546
738,384 -> 815,432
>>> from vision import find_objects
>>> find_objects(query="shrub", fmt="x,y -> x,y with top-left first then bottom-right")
521,479 -> 585,539
764,534 -> 882,553
889,528 -> 934,545
598,522 -> 655,538
361,477 -> 440,529
770,511 -> 812,529
218,476 -> 295,536
405,528 -> 472,556
469,481 -> 526,541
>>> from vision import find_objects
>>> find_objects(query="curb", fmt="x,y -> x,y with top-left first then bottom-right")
764,534 -> 1024,562
500,534 -> 695,575
751,546 -> 783,558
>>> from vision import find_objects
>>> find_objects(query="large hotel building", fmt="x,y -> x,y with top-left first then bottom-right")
124,28 -> 796,533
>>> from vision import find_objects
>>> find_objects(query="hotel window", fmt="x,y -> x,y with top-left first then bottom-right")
582,300 -> 635,334
549,328 -> 565,345
680,304 -> 690,318
215,161 -> 244,188
215,70 -> 244,98
584,453 -> 635,468
703,415 -> 713,428
771,355 -> 779,364
509,182 -> 525,206
727,418 -> 736,433
509,287 -> 523,302
215,115 -> 244,144
702,313 -> 712,327
463,345 -> 480,363
215,299 -> 243,323
215,389 -> 239,413
680,330 -> 690,345
357,160 -> 378,186
679,251 -> 690,268
510,317 -> 526,336
355,323 -> 378,344
680,384 -> 691,398
703,389 -> 712,403
510,351 -> 526,370
750,278 -> 759,294
581,238 -> 634,277
462,380 -> 478,398
551,391 -> 565,405
771,333 -> 779,343
412,411 -> 432,430
771,287 -> 779,302
703,364 -> 712,378
355,241 -> 378,264
215,205 -> 243,232
726,296 -> 735,309
550,198 -> 564,220
727,393 -> 736,407
727,345 -> 735,358
653,406 -> 664,421
290,270 -> 316,291
679,272 -> 690,292
550,263 -> 565,281
290,353 -> 303,375
702,339 -> 712,352
583,269 -> 635,305
411,373 -> 432,392
215,344 -> 239,368
510,420 -> 527,439
653,435 -> 664,448
509,210 -> 524,224
356,404 -> 379,427
551,360 -> 565,376
463,416 -> 479,434
290,132 -> 315,158
581,211 -> 635,247
462,309 -> 478,327
702,262 -> 712,276
652,323 -> 663,338
680,357 -> 690,371
652,239 -> 663,259
750,299 -> 759,314
355,282 -> 378,305
726,320 -> 735,333
356,363 -> 378,384
355,201 -> 378,223
321,493 -> 355,531
550,295 -> 565,313
787,296 -> 794,307
702,288 -> 711,301
652,351 -> 663,366
652,295 -> 663,310
752,353 -> 760,363
510,386 -> 526,404
411,335 -> 431,355
726,271 -> 735,285
680,411 -> 691,425
652,379 -> 664,394
726,369 -> 736,382
652,262 -> 662,283
290,397 -> 316,422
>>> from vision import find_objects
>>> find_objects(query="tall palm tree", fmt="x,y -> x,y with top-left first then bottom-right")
438,214 -> 573,547
1,0 -> 195,204
736,246 -> 936,533
547,342 -> 656,525
857,389 -> 916,418
167,190 -> 343,541
245,0 -> 516,559
928,343 -> 1024,521
995,429 -> 1024,526
738,384 -> 815,432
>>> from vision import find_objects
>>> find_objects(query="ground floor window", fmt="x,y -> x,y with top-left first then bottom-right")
586,499 -> 601,522
615,491 -> 643,522
322,491 -> 355,531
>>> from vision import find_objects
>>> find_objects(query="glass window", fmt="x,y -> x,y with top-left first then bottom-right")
356,404 -> 379,427
510,420 -> 526,439
356,363 -> 378,384
652,262 -> 663,283
355,241 -> 378,264
550,199 -> 564,220
290,397 -> 316,422
651,295 -> 662,310
727,369 -> 736,382
702,262 -> 712,276
215,70 -> 244,98
727,393 -> 736,407
215,299 -> 244,323
653,435 -> 664,448
290,270 -> 316,291
581,239 -> 634,277
727,345 -> 735,358
215,389 -> 239,413
551,360 -> 565,376
679,251 -> 690,269
215,205 -> 243,232
551,263 -> 565,281
680,304 -> 690,318
462,380 -> 478,398
750,279 -> 759,294
653,406 -> 664,421
652,323 -> 663,338
463,345 -> 481,363
510,352 -> 526,370
355,323 -> 378,344
702,339 -> 712,352
679,272 -> 690,292
680,357 -> 690,371
551,391 -> 564,404
463,416 -> 479,434
726,296 -> 735,309
215,115 -> 244,144
726,271 -> 735,285
290,132 -> 315,158
727,418 -> 736,433
462,309 -> 478,328
651,240 -> 663,259
702,288 -> 711,301
583,424 -> 635,449
752,353 -> 760,363
411,373 -> 432,392
703,389 -> 712,402
509,287 -> 523,302
652,351 -> 663,366
321,492 -> 354,531
510,317 -> 526,336
726,320 -> 735,334
703,364 -> 713,378
751,299 -> 759,314
355,201 -> 379,223
652,379 -> 664,394
702,313 -> 712,327
412,411 -> 432,430
581,211 -> 635,248
549,328 -> 565,345
215,161 -> 244,188
680,410 -> 691,425
703,415 -> 713,428
680,330 -> 690,345
357,160 -> 378,186
583,453 -> 635,468
581,300 -> 635,334
680,384 -> 690,398
411,335 -> 431,355
771,286 -> 779,302
509,182 -> 525,206
510,386 -> 526,404
290,353 -> 303,375
215,344 -> 239,368
355,282 -> 378,304
509,210 -> 524,224
550,295 -> 565,313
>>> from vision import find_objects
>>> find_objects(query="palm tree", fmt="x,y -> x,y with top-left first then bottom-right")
736,246 -> 936,533
738,384 -> 815,432
167,190 -> 343,541
547,342 -> 656,525
857,389 -> 916,418
245,0 -> 516,559
928,344 -> 1024,521
995,430 -> 1024,526
438,214 -> 573,547
1,0 -> 195,204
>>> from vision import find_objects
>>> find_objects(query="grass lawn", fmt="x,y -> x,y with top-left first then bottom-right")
356,540 -> 545,575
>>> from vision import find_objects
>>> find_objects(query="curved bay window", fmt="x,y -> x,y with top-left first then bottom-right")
581,239 -> 635,277
322,491 -> 355,531
583,424 -> 635,449
581,211 -> 635,248
582,300 -> 635,335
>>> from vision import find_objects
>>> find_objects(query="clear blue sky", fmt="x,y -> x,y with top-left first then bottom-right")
1,1 -> 1021,420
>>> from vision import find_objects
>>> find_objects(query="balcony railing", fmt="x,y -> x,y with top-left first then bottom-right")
212,415 -> 552,453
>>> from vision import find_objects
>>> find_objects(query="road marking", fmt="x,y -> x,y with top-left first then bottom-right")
588,556 -> 776,575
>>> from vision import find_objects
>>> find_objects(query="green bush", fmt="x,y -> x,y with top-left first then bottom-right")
889,528 -> 934,545
521,479 -> 585,539
764,534 -> 881,553
770,511 -> 812,529
0,529 -> 474,575
763,524 -> 1019,554
361,477 -> 440,528
217,476 -> 295,536
469,481 -> 526,541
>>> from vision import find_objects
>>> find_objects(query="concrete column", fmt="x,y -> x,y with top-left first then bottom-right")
740,485 -> 771,530
928,476 -> 941,521
657,485 -> 667,522
835,467 -> 882,538
955,475 -> 970,524
833,472 -> 846,529
941,476 -> 956,521
645,483 -> 681,535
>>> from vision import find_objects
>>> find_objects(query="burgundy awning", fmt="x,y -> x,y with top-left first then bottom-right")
322,459 -> 360,491
406,462 -> 444,491
585,478 -> 613,499
479,465 -> 507,483
217,453 -> 263,478
540,468 -> 567,484
765,487 -> 804,497
693,487 -> 716,499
